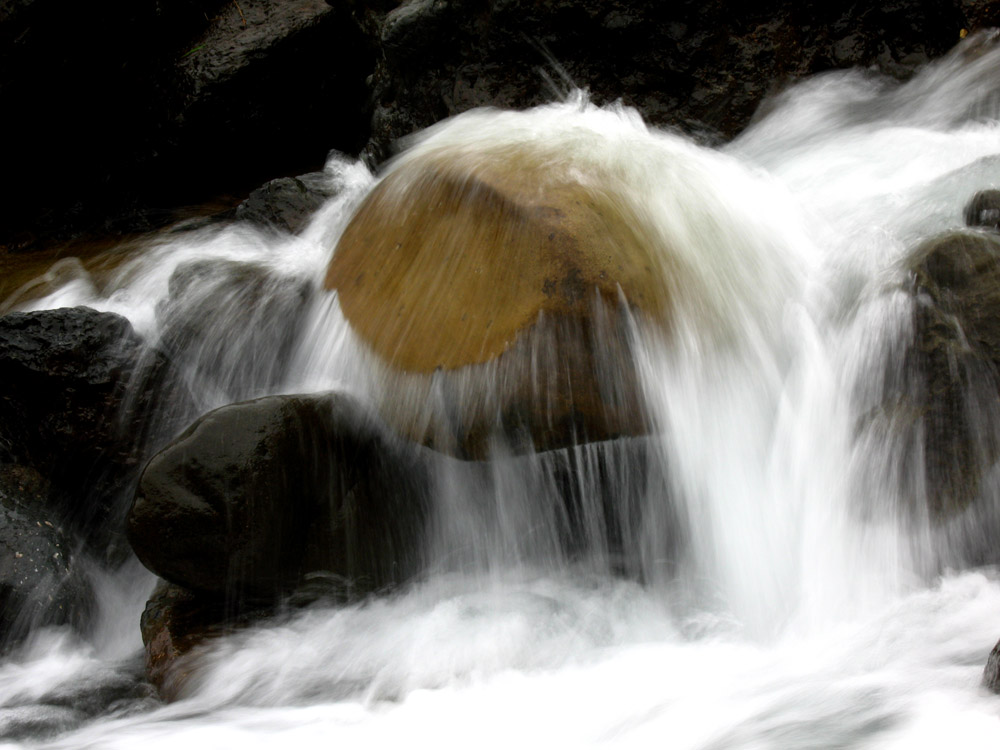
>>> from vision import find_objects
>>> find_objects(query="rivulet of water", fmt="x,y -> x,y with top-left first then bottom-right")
6,31 -> 1000,750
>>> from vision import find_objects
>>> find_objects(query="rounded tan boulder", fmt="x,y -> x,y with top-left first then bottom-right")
325,143 -> 671,456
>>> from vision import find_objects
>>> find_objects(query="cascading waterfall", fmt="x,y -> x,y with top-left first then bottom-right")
5,33 -> 1000,750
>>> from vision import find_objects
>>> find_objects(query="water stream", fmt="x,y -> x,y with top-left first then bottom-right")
5,33 -> 1000,749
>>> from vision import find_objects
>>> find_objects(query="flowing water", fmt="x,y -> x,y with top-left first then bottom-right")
6,33 -> 1000,749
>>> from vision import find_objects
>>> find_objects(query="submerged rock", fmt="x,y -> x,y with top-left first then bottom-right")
868,231 -> 1000,519
325,142 -> 663,456
0,465 -> 91,648
0,648 -> 155,740
963,189 -> 1000,230
155,259 -> 313,399
908,231 -> 1000,516
139,580 -> 272,698
984,637 -> 1000,693
132,428 -> 677,696
128,393 -> 430,603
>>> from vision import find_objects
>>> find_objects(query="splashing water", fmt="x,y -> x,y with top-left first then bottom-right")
7,33 -> 1000,749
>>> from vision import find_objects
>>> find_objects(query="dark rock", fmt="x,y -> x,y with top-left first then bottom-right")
962,0 -> 1000,32
235,172 -> 338,233
0,653 -> 156,740
0,1 -> 229,245
0,307 -> 190,561
864,232 -> 1000,519
167,0 -> 376,219
0,705 -> 81,743
365,0 -> 974,161
908,232 -> 1000,516
139,573 -> 360,699
132,431 -> 677,696
964,189 -> 1000,230
2,0 -> 994,246
38,656 -> 156,719
0,0 -> 376,248
425,435 -> 679,579
155,259 -> 313,401
986,637 -> 1000,692
177,1 -> 335,98
0,464 -> 92,648
127,393 -> 430,603
140,581 -> 198,696
139,580 -> 270,697
0,465 -> 47,513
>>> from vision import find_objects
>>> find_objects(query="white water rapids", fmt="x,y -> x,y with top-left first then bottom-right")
6,33 -> 1000,749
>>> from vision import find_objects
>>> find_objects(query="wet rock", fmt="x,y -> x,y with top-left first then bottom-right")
178,1 -> 336,98
127,393 -> 430,603
365,0 -> 972,160
155,259 -> 313,400
962,0 -> 1000,32
963,189 -> 1000,230
133,431 -> 679,696
139,580 -> 270,697
39,657 -> 156,720
171,0 -> 375,210
0,705 -> 81,743
0,653 -> 156,740
0,465 -> 47,514
325,139 -> 660,455
873,232 -> 1000,517
235,172 -> 337,234
425,436 -> 680,579
139,581 -> 194,695
1,0 -> 992,246
0,307 -> 189,561
140,573 -> 365,699
984,636 -> 1000,693
0,465 -> 91,648
908,232 -> 1000,515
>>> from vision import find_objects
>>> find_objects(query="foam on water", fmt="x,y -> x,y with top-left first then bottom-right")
13,571 -> 1000,749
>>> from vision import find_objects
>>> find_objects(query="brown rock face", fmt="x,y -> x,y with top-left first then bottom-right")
326,148 -> 668,371
140,580 -> 272,700
140,581 -> 215,697
324,146 -> 671,455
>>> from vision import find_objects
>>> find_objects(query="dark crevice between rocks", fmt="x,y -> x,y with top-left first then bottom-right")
0,0 -> 377,251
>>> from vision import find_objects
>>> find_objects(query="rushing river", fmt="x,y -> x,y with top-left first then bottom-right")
6,32 -> 1000,750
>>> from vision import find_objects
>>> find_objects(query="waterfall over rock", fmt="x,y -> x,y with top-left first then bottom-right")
6,31 -> 1000,750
